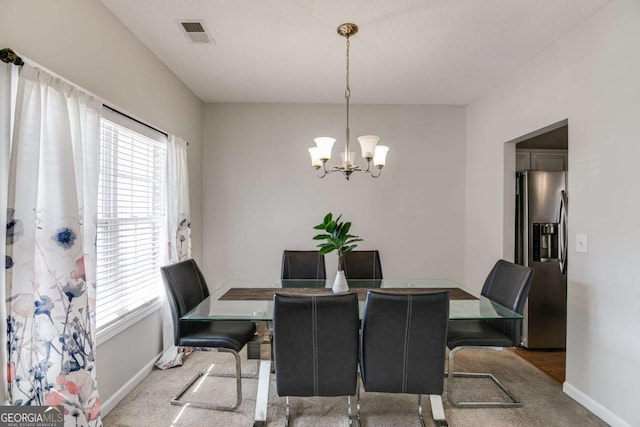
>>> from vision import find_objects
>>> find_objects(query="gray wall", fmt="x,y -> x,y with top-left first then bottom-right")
201,103 -> 466,286
465,1 -> 640,425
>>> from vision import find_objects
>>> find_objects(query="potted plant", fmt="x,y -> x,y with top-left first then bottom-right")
313,212 -> 363,292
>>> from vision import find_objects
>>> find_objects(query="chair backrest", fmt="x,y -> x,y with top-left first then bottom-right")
339,250 -> 383,280
273,293 -> 359,397
481,259 -> 534,344
281,250 -> 326,280
360,290 -> 449,395
160,259 -> 210,344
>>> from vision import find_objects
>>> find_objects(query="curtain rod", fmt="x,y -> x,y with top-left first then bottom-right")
103,105 -> 169,138
2,48 -> 188,146
0,48 -> 24,66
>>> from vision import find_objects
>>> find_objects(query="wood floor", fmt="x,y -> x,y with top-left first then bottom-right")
511,347 -> 566,383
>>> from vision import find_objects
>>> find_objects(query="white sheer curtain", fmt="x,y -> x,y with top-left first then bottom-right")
155,134 -> 192,369
1,61 -> 19,405
166,135 -> 191,263
5,64 -> 102,425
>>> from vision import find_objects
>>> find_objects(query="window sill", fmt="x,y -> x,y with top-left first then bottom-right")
96,299 -> 162,346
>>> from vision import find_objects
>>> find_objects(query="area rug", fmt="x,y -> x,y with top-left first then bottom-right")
103,348 -> 606,426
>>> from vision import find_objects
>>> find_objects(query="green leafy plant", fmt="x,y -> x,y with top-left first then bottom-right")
313,213 -> 363,261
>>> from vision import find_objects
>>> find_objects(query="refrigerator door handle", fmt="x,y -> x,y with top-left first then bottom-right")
558,190 -> 568,274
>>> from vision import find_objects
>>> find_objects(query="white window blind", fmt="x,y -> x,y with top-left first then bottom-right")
96,109 -> 167,330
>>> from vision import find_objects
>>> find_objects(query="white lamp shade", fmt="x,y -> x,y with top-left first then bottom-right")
308,147 -> 322,167
357,135 -> 379,159
340,151 -> 357,166
373,145 -> 389,167
314,137 -> 336,160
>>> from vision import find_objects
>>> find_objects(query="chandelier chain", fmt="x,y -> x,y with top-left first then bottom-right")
345,37 -> 351,99
345,36 -> 351,160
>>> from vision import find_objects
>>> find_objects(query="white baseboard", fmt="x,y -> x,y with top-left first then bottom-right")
101,353 -> 161,417
563,381 -> 631,427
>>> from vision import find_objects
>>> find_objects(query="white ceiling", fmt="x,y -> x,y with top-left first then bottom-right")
100,0 -> 609,105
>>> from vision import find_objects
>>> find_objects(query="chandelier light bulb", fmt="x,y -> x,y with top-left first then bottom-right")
308,147 -> 322,168
340,151 -> 357,167
357,135 -> 380,160
313,137 -> 336,160
373,145 -> 389,167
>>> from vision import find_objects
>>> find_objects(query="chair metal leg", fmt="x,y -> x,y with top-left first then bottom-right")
347,393 -> 362,427
355,379 -> 362,427
284,396 -> 290,427
447,346 -> 521,408
417,394 -> 426,427
283,393 -> 360,427
283,394 -> 360,427
171,348 -> 243,411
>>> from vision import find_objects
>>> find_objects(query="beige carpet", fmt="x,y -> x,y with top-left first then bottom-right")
103,349 -> 607,427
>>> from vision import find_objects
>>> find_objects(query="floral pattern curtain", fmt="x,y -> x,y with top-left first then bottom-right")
155,135 -> 191,369
5,64 -> 101,425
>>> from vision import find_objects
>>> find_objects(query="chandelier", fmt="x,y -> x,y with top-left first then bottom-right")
308,23 -> 389,180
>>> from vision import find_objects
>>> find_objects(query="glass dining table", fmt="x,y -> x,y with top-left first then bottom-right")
181,279 -> 522,427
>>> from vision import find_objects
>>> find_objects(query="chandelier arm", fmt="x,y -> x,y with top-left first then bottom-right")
314,161 -> 331,178
367,166 -> 383,178
315,169 -> 327,178
361,159 -> 372,173
360,159 -> 382,178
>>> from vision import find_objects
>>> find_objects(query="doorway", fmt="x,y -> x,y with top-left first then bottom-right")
505,120 -> 568,382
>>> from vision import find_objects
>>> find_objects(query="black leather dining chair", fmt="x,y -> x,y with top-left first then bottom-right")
161,259 -> 256,411
446,259 -> 534,408
359,290 -> 450,427
339,250 -> 383,280
281,250 -> 326,280
273,293 -> 360,426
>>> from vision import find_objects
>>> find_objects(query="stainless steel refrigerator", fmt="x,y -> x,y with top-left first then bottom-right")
515,171 -> 568,349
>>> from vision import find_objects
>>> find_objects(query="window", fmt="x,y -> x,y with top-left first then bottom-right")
96,108 -> 167,331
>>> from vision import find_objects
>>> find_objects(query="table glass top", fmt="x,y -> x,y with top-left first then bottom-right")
181,279 -> 522,322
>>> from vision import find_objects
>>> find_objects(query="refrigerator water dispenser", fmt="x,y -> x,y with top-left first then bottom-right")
532,222 -> 559,262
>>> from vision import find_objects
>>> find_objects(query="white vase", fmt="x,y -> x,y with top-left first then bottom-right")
332,270 -> 349,293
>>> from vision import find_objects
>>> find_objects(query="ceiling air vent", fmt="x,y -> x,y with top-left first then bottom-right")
178,20 -> 214,44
